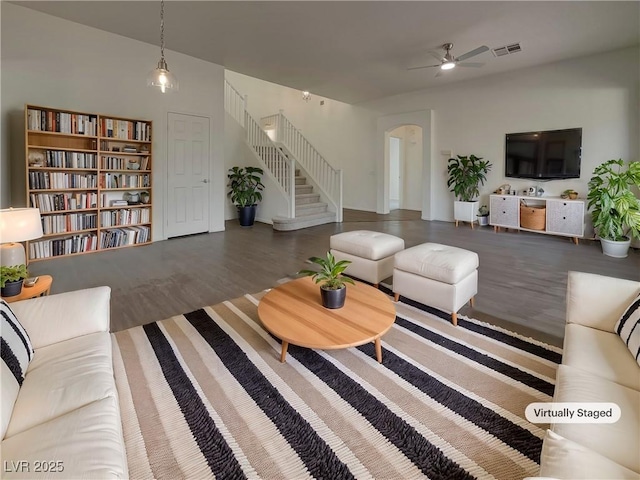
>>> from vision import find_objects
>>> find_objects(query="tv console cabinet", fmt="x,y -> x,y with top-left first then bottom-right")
489,194 -> 585,244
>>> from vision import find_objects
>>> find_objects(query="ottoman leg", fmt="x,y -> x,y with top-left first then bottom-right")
393,293 -> 400,302
373,283 -> 379,289
451,312 -> 458,326
470,296 -> 475,307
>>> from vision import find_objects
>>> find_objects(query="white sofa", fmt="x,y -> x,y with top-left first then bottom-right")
1,287 -> 128,479
535,272 -> 640,479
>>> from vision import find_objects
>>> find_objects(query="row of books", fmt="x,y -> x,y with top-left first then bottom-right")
100,226 -> 150,249
29,172 -> 98,190
101,156 -> 150,170
29,234 -> 98,259
100,173 -> 150,189
100,208 -> 150,227
30,192 -> 99,212
30,151 -> 97,169
41,213 -> 98,235
27,109 -> 98,136
100,119 -> 151,141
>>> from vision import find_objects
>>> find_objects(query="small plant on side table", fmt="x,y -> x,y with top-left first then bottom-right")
298,252 -> 355,309
1,264 -> 28,297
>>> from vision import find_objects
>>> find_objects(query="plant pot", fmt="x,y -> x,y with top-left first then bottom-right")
320,285 -> 346,309
600,237 -> 631,258
477,215 -> 489,226
237,205 -> 257,227
454,200 -> 479,225
1,279 -> 24,297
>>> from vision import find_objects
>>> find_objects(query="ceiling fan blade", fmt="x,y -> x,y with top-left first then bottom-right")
456,62 -> 484,68
429,50 -> 445,62
407,64 -> 441,71
456,45 -> 490,62
435,70 -> 444,78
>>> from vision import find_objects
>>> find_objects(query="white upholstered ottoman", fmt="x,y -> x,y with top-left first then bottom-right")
330,230 -> 405,287
393,243 -> 478,326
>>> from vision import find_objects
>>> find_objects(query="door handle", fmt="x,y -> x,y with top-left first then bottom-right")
201,179 -> 209,183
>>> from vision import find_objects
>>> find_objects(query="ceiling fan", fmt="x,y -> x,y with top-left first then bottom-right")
408,43 -> 490,76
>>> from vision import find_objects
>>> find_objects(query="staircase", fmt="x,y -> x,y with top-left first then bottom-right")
224,79 -> 342,231
272,170 -> 335,231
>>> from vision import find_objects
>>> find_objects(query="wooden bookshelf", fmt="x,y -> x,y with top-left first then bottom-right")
26,105 -> 153,261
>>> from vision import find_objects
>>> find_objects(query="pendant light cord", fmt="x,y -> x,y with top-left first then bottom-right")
160,0 -> 165,61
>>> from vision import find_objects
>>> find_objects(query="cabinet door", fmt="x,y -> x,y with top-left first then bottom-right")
546,200 -> 584,236
490,196 -> 519,228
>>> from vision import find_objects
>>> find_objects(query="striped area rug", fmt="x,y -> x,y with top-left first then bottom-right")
112,288 -> 562,480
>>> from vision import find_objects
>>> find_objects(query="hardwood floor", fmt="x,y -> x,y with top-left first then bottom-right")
28,209 -> 639,347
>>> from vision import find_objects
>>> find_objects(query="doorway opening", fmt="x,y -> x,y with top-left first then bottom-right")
386,125 -> 423,213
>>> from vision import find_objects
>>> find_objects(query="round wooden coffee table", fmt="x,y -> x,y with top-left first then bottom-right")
258,276 -> 396,363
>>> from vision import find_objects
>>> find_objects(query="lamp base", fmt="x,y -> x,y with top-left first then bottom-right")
0,242 -> 27,267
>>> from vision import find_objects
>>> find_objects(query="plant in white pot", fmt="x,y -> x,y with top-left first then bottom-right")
587,159 -> 640,258
477,205 -> 490,226
447,154 -> 492,228
297,252 -> 355,309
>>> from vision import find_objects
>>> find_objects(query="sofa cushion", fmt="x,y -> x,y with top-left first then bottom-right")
563,323 -> 640,390
614,294 -> 640,367
539,430 -> 640,479
552,364 -> 640,473
330,230 -> 404,260
394,243 -> 478,284
1,301 -> 34,439
4,332 -> 116,438
0,396 -> 127,479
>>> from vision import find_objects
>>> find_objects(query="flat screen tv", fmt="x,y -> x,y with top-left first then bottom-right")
505,128 -> 581,179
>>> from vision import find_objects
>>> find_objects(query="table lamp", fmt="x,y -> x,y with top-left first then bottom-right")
0,208 -> 43,267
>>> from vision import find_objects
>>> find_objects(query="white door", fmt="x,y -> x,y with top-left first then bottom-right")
389,136 -> 402,210
167,112 -> 210,238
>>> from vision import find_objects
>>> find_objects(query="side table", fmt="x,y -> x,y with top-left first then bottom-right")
3,275 -> 53,303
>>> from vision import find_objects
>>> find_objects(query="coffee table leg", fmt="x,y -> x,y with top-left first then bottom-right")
374,338 -> 382,363
280,341 -> 289,363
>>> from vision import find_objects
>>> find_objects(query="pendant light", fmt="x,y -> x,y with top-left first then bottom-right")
147,0 -> 178,93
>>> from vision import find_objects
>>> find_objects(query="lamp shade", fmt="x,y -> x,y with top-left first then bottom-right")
0,208 -> 43,243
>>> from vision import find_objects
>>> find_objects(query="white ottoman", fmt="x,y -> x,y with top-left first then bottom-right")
330,230 -> 405,288
393,243 -> 478,326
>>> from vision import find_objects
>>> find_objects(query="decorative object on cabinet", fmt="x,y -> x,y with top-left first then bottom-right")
227,166 -> 265,227
588,159 -> 640,258
147,0 -> 178,93
561,189 -> 579,200
447,154 -> 492,228
0,208 -> 43,267
26,105 -> 152,261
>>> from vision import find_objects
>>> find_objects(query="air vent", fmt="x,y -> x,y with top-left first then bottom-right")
492,43 -> 522,57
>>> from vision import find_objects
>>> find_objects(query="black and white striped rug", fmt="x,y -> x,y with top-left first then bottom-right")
112,287 -> 561,479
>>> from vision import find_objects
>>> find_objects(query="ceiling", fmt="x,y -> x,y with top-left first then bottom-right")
13,1 -> 640,104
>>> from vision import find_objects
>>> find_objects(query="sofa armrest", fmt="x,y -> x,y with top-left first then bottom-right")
567,271 -> 640,333
9,286 -> 111,349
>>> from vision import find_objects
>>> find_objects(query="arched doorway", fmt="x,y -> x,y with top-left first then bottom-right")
387,125 -> 423,212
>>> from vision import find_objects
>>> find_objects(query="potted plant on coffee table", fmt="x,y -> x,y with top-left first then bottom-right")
447,154 -> 492,228
227,166 -> 265,227
587,159 -> 640,258
298,252 -> 355,309
1,264 -> 28,297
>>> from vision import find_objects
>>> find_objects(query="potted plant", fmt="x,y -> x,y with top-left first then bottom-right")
477,205 -> 490,226
587,159 -> 640,258
447,154 -> 492,227
297,252 -> 355,309
227,166 -> 265,227
1,264 -> 28,297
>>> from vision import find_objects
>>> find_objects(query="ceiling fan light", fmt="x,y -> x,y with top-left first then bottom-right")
441,62 -> 456,70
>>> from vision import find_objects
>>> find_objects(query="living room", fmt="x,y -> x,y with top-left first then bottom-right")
1,2 -> 639,479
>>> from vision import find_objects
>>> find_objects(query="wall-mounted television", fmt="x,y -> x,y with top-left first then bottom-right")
505,128 -> 582,179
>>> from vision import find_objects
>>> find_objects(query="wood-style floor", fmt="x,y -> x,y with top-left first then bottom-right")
28,209 -> 639,347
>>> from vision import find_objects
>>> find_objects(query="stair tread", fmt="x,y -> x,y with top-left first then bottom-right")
296,202 -> 327,209
273,211 -> 335,223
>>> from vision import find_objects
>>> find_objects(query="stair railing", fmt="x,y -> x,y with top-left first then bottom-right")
264,112 -> 343,222
224,80 -> 246,128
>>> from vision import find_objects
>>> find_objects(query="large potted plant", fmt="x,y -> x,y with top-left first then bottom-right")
298,252 -> 355,309
1,264 -> 28,297
447,154 -> 492,227
227,166 -> 265,227
587,159 -> 640,258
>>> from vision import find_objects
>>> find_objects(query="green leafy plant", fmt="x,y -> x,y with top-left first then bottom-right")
477,205 -> 489,216
227,166 -> 265,207
298,252 -> 356,290
1,264 -> 28,288
447,155 -> 492,202
587,159 -> 640,241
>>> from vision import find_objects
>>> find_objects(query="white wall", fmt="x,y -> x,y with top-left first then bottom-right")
224,71 -> 380,211
1,3 -> 227,238
363,47 -> 640,224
